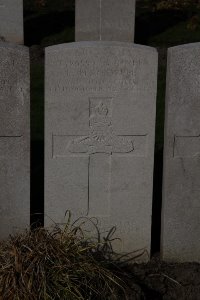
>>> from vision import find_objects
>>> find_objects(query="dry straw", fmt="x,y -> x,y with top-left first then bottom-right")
0,212 -> 143,299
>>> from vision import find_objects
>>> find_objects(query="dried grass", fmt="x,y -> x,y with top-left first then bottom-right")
0,213 -> 139,300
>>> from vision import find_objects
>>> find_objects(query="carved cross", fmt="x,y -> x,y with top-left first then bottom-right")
53,98 -> 147,216
173,135 -> 200,157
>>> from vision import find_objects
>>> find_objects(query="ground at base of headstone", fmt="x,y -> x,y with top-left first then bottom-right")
125,258 -> 200,300
0,223 -> 199,300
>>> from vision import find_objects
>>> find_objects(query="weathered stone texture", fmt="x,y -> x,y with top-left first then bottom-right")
0,43 -> 30,239
45,42 -> 157,258
75,0 -> 136,42
162,43 -> 200,262
0,0 -> 23,44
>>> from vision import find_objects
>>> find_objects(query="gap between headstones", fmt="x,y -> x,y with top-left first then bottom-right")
151,48 -> 167,257
30,52 -> 45,228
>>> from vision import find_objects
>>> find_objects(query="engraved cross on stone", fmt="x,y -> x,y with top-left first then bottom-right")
53,98 -> 147,216
173,135 -> 200,157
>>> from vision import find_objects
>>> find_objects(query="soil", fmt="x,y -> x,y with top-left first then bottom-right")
121,257 -> 200,300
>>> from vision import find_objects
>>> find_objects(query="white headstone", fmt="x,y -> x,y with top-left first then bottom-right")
162,43 -> 200,262
45,42 -> 157,258
0,43 -> 30,239
0,0 -> 23,44
75,0 -> 136,42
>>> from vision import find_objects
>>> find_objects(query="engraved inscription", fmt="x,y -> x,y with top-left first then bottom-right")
52,97 -> 148,217
0,80 -> 24,97
0,53 -> 28,99
0,52 -> 28,134
173,135 -> 200,157
48,54 -> 137,93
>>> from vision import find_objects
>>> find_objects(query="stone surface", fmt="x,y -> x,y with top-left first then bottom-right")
162,43 -> 200,262
75,0 -> 135,42
0,43 -> 30,239
0,0 -> 23,44
45,42 -> 157,258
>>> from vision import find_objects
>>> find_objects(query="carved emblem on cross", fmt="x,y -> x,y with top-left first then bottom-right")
53,97 -> 147,216
68,99 -> 134,155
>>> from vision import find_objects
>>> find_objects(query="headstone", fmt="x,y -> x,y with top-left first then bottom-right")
162,43 -> 200,262
0,0 -> 24,44
75,0 -> 136,42
0,43 -> 30,239
45,42 -> 157,257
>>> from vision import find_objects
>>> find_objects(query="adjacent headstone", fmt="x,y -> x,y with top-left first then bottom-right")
0,0 -> 24,44
162,43 -> 200,262
45,42 -> 157,257
75,0 -> 136,42
0,43 -> 30,239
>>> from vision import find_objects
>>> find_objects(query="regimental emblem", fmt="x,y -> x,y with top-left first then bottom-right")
68,100 -> 134,155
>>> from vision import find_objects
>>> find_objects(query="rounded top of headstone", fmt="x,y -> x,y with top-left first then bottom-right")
0,41 -> 28,52
168,42 -> 200,53
46,41 -> 157,55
